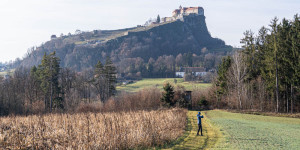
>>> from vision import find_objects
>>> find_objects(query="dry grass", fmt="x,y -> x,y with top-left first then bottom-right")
0,108 -> 187,149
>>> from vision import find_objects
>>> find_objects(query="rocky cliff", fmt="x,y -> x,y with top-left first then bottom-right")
19,14 -> 231,71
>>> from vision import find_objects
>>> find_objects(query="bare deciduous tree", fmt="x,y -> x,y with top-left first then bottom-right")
227,51 -> 248,109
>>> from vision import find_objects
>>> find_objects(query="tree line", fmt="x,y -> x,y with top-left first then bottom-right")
0,52 -> 117,116
215,15 -> 300,113
117,51 -> 224,79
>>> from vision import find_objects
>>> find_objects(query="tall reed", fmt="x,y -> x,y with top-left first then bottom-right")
0,108 -> 187,149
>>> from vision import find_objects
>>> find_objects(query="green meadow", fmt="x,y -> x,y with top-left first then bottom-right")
0,69 -> 14,77
0,71 -> 9,77
206,110 -> 300,149
164,110 -> 300,150
117,78 -> 211,92
0,72 -> 6,76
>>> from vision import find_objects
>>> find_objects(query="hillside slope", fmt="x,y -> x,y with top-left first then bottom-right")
19,14 -> 231,71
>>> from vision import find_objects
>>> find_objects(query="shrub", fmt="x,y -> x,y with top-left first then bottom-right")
174,85 -> 190,108
161,82 -> 175,107
76,102 -> 102,113
198,96 -> 208,106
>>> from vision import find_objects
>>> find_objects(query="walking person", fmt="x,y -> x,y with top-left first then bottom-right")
197,112 -> 204,136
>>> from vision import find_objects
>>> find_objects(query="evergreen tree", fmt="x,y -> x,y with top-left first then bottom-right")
256,26 -> 268,77
278,18 -> 293,112
29,65 -> 41,105
95,60 -> 104,76
270,17 -> 280,112
241,30 -> 258,80
104,57 -> 117,98
37,52 -> 61,111
183,52 -> 193,67
93,60 -> 106,101
290,14 -> 300,113
216,56 -> 232,96
157,15 -> 160,23
161,82 -> 175,107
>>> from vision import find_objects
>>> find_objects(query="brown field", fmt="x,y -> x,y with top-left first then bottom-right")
0,108 -> 187,149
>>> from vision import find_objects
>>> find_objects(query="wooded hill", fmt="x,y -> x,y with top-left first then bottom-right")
16,14 -> 232,77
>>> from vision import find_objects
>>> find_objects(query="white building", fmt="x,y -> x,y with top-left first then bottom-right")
172,6 -> 204,18
156,6 -> 205,24
176,72 -> 185,77
175,67 -> 207,78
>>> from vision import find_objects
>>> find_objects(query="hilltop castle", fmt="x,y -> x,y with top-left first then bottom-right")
161,6 -> 205,23
173,6 -> 204,17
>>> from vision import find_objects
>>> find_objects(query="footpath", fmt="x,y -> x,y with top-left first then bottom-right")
163,111 -> 223,150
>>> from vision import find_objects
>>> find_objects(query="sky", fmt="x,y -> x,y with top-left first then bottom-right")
0,0 -> 299,63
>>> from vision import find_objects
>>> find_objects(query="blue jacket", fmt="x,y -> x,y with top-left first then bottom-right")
197,112 -> 204,124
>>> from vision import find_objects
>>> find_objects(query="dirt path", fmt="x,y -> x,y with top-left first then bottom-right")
163,111 -> 223,150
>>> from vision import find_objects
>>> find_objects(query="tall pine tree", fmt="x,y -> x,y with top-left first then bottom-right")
37,52 -> 61,111
93,60 -> 106,102
161,82 -> 175,107
104,57 -> 117,99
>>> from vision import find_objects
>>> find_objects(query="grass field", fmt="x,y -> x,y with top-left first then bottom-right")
0,71 -> 8,76
205,110 -> 300,150
0,69 -> 14,77
0,72 -> 6,76
163,110 -> 300,150
117,78 -> 212,92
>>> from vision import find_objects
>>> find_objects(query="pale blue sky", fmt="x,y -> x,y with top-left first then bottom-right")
0,0 -> 299,62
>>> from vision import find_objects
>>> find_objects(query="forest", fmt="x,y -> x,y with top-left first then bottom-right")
0,51 -> 210,116
214,15 -> 300,113
0,52 -> 117,116
117,51 -> 224,79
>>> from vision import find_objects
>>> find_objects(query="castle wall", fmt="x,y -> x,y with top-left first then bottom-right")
186,8 -> 198,14
197,8 -> 204,16
172,7 -> 204,18
161,17 -> 174,23
172,10 -> 180,17
168,7 -> 205,23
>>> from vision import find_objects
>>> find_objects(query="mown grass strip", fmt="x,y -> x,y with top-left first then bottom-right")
159,111 -> 224,150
